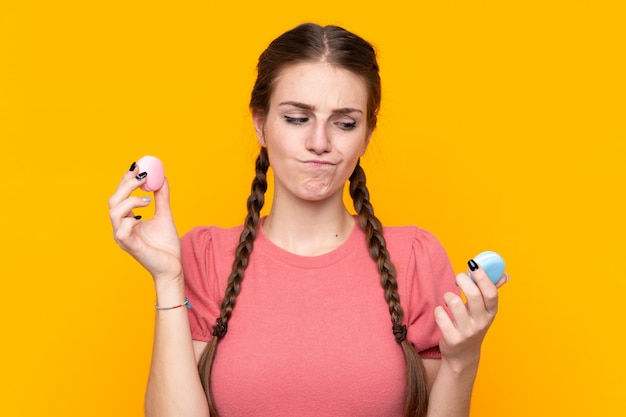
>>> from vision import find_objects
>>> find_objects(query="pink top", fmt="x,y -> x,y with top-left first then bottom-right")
181,218 -> 458,417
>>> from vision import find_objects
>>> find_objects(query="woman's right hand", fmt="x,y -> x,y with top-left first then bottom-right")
108,162 -> 182,283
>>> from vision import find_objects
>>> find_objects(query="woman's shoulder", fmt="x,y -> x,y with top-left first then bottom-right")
180,224 -> 244,288
183,223 -> 243,239
180,224 -> 244,253
383,224 -> 443,247
383,224 -> 449,263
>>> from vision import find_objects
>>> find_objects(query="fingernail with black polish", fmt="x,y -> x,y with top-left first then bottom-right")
468,259 -> 479,271
134,215 -> 142,220
129,161 -> 136,171
136,172 -> 147,180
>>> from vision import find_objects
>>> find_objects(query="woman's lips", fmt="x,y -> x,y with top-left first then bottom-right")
302,159 -> 335,168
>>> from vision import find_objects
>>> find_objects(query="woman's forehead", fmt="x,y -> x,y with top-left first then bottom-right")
270,62 -> 368,111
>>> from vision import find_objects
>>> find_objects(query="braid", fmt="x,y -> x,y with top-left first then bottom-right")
349,160 -> 429,417
198,147 -> 269,417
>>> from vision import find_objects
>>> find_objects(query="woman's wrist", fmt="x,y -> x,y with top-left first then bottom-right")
153,273 -> 186,307
439,354 -> 480,377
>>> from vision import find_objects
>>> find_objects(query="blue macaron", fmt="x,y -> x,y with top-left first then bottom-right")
468,251 -> 506,284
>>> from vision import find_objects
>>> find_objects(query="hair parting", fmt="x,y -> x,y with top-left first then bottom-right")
349,161 -> 429,417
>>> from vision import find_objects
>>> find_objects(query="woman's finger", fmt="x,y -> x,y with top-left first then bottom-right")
113,214 -> 143,251
443,288 -> 470,330
494,273 -> 510,289
109,195 -> 152,231
434,305 -> 458,341
108,163 -> 148,210
463,266 -> 499,316
153,177 -> 173,220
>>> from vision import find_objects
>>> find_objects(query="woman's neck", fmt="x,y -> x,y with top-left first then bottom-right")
263,193 -> 355,256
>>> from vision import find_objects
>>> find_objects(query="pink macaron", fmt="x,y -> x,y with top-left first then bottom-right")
137,155 -> 165,192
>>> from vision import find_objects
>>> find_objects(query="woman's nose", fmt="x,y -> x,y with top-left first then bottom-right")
306,123 -> 331,154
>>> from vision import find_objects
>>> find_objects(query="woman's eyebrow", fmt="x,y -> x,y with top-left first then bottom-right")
279,101 -> 363,114
279,101 -> 314,110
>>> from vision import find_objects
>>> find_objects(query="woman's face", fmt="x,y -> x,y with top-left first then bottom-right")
253,62 -> 371,203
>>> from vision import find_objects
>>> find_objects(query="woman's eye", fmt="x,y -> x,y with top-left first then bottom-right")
284,115 -> 308,125
337,121 -> 357,130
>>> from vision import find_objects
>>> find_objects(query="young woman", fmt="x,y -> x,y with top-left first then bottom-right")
109,23 -> 506,417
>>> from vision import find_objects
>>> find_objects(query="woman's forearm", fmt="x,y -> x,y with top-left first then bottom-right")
145,277 -> 209,417
426,358 -> 480,417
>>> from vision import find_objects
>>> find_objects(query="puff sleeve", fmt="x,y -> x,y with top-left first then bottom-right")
391,227 -> 459,358
180,226 -> 236,342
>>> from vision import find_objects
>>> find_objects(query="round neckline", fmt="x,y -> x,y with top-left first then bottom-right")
255,216 -> 364,269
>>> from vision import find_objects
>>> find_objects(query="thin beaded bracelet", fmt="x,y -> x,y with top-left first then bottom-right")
155,298 -> 192,311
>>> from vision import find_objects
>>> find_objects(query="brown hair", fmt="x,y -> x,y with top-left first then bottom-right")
198,23 -> 428,417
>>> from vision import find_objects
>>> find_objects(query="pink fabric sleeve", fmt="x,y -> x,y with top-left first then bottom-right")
180,226 -> 229,342
400,228 -> 459,359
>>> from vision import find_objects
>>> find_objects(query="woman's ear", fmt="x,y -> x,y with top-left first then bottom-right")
252,111 -> 266,146
360,129 -> 373,156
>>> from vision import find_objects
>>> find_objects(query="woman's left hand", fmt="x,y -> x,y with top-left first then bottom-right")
434,266 -> 508,370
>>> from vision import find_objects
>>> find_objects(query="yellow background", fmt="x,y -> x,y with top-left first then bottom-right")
1,1 -> 624,416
